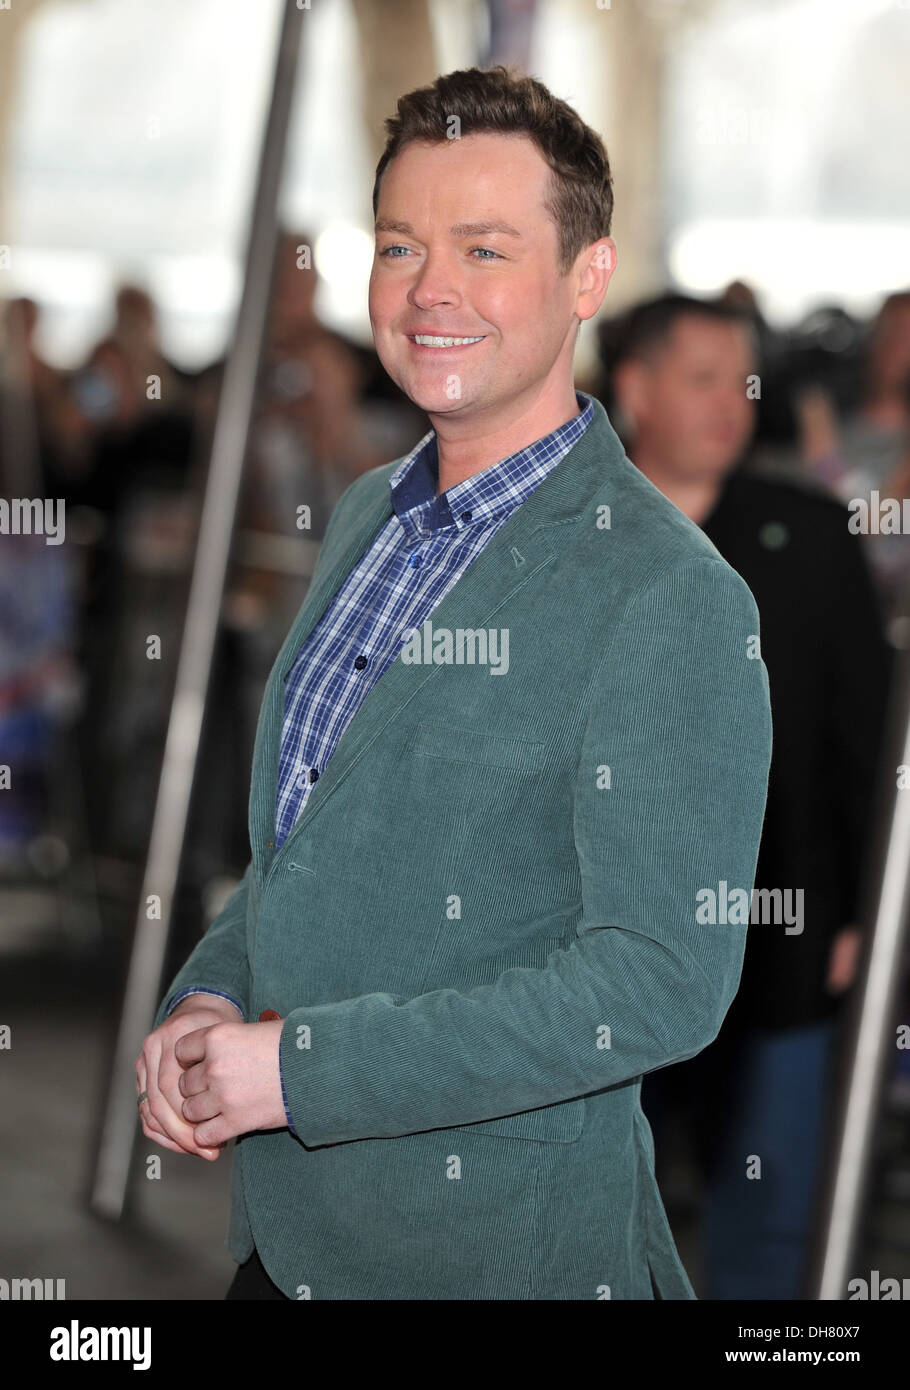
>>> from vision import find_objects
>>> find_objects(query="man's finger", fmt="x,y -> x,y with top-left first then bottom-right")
141,1101 -> 188,1146
140,1112 -> 193,1157
138,1053 -> 194,1154
158,1045 -> 194,1113
144,1083 -> 207,1155
158,1047 -> 218,1151
182,1091 -> 222,1125
144,1090 -> 220,1158
145,1039 -> 220,1157
177,1061 -> 207,1098
174,1026 -> 214,1069
195,1116 -> 232,1149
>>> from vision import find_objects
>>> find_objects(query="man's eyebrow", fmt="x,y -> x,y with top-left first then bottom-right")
450,220 -> 523,238
374,218 -> 523,239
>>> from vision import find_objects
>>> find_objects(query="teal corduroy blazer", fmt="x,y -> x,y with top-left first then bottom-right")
155,396 -> 772,1299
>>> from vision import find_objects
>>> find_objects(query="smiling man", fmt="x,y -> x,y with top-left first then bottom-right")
369,130 -> 599,491
138,65 -> 772,1301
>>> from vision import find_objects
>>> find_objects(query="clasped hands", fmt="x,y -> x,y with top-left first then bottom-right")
135,997 -> 287,1159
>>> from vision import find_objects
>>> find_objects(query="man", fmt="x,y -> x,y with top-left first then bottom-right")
136,68 -> 772,1301
608,293 -> 892,1298
792,291 -> 910,618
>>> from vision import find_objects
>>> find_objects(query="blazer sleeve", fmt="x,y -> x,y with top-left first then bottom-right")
152,863 -> 254,1030
277,555 -> 773,1146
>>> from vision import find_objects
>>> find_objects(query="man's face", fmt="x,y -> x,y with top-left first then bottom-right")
369,132 -> 603,422
619,317 -> 756,479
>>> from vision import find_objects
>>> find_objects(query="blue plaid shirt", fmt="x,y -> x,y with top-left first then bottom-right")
273,390 -> 594,848
167,391 -> 595,1113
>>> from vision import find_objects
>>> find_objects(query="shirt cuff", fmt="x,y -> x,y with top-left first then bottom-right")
165,988 -> 245,1020
278,1045 -> 297,1136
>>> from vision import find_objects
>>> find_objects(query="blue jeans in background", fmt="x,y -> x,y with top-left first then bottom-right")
644,1017 -> 840,1300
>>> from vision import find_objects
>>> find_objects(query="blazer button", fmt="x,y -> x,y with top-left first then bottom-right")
258,1009 -> 281,1022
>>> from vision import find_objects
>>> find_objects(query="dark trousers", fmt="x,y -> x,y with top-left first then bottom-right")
225,1248 -> 291,1300
643,1017 -> 839,1299
226,1246 -> 664,1300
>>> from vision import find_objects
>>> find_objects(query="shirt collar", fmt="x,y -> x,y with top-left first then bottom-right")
389,391 -> 595,544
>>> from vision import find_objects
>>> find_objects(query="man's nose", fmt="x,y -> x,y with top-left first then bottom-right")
720,383 -> 751,413
408,254 -> 462,311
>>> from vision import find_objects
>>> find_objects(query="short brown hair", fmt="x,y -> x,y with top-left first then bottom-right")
608,294 -> 758,370
372,65 -> 613,276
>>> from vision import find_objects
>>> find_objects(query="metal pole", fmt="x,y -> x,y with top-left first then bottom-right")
808,611 -> 910,1297
91,0 -> 305,1220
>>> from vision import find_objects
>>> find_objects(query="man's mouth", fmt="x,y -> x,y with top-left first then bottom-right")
408,334 -> 486,349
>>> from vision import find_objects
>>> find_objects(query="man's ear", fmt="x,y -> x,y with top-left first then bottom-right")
576,237 -> 616,322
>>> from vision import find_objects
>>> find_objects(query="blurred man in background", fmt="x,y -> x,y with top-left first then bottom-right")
793,290 -> 910,617
610,293 -> 893,1299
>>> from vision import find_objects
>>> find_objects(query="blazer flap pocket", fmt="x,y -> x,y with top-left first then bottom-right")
452,1096 -> 585,1144
411,719 -> 548,772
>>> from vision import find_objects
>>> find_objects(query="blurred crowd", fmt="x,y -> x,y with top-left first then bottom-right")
594,286 -> 907,1299
0,231 -> 424,886
1,238 -> 908,1298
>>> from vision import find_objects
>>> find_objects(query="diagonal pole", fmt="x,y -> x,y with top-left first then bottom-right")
91,0 -> 306,1220
808,608 -> 910,1297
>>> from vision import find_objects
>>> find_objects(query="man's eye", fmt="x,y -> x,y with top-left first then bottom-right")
378,245 -> 502,260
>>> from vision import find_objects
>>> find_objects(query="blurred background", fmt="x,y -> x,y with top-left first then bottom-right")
1,0 -> 909,1301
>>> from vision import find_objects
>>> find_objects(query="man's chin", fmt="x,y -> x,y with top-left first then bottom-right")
398,380 -> 478,416
692,444 -> 740,479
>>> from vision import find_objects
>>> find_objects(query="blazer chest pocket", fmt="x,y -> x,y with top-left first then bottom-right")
451,1096 -> 585,1144
410,719 -> 548,772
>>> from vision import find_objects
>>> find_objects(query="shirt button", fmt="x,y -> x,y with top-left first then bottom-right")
309,768 -> 319,783
354,654 -> 368,670
461,510 -> 472,522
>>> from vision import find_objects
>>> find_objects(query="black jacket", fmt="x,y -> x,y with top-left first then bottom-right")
702,467 -> 893,1030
